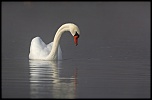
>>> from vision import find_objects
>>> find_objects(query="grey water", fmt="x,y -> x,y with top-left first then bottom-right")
2,2 -> 150,98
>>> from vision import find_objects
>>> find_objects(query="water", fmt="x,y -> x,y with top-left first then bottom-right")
2,58 -> 150,98
2,2 -> 150,98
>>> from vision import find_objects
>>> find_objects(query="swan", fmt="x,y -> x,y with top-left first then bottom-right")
29,23 -> 80,60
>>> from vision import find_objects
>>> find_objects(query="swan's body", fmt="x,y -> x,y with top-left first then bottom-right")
29,37 -> 62,60
29,23 -> 80,60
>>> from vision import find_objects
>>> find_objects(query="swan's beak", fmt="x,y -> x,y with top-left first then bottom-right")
74,35 -> 79,46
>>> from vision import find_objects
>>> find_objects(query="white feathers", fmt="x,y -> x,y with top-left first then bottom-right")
29,23 -> 80,60
29,37 -> 62,60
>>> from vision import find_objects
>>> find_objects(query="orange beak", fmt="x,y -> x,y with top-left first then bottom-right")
74,35 -> 79,46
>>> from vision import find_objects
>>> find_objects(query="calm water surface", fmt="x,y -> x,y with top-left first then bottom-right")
2,2 -> 150,98
2,57 -> 150,98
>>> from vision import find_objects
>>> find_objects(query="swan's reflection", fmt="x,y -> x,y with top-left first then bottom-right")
29,60 -> 77,98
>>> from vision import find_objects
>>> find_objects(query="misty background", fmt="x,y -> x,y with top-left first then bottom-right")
2,2 -> 150,98
2,2 -> 150,61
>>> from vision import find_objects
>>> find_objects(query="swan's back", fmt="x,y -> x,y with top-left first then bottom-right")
29,37 -> 62,60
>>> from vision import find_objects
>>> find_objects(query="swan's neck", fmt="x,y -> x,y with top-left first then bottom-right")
45,25 -> 69,60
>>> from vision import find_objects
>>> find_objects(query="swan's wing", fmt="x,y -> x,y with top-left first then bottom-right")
47,42 -> 53,52
47,42 -> 62,60
29,37 -> 49,59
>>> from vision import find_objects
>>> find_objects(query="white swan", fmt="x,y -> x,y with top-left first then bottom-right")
29,23 -> 80,60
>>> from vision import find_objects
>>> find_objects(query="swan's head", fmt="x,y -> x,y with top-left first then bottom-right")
58,23 -> 80,46
68,23 -> 80,46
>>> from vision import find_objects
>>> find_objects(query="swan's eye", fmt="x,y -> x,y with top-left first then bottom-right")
74,32 -> 79,38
